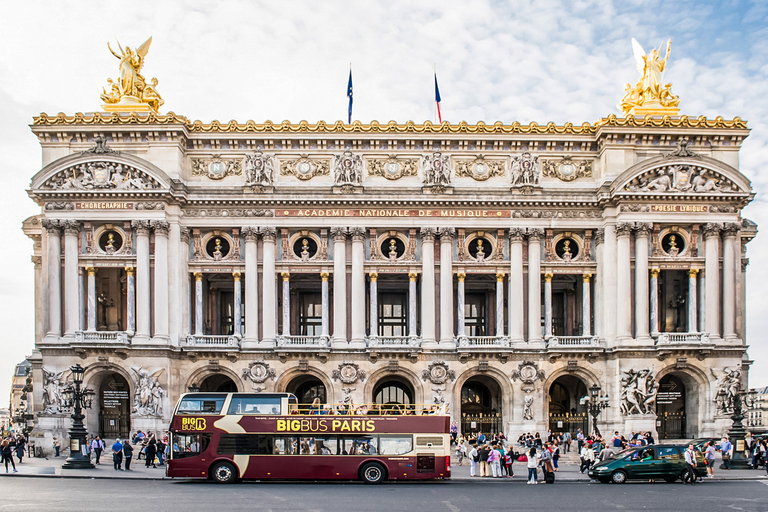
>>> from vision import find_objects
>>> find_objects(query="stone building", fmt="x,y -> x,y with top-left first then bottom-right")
22,110 -> 757,448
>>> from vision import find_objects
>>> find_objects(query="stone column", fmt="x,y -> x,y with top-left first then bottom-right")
615,222 -> 633,341
704,223 -> 721,338
132,220 -> 152,342
125,266 -> 135,334
42,220 -> 62,339
350,227 -> 366,348
527,229 -> 543,344
63,220 -> 80,338
509,228 -> 525,344
180,229 -> 191,339
439,227 -> 455,348
281,272 -> 290,337
594,229 -> 604,340
457,272 -> 466,337
496,272 -> 505,338
152,221 -> 170,341
86,267 -> 96,331
233,272 -> 242,336
582,274 -> 591,336
321,272 -> 330,338
722,223 -> 738,340
261,227 -> 277,346
603,224 -> 618,344
634,223 -> 652,342
194,272 -> 203,335
544,272 -> 553,339
331,227 -> 348,347
650,269 -> 660,337
369,272 -> 378,338
408,272 -> 418,338
78,268 -> 85,331
168,221 -> 182,347
688,269 -> 698,333
420,228 -> 437,348
242,227 -> 259,348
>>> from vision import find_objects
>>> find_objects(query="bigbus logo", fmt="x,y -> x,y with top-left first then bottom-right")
181,417 -> 207,431
276,418 -> 376,433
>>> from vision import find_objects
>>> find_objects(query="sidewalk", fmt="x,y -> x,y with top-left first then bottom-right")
0,450 -> 169,480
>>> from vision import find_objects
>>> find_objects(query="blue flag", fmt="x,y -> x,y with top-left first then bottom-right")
434,73 -> 442,123
347,69 -> 353,124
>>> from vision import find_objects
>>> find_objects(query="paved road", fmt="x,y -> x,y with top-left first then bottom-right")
1,478 -> 767,512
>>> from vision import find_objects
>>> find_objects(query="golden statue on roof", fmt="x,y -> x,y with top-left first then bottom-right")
100,36 -> 164,113
620,38 -> 680,116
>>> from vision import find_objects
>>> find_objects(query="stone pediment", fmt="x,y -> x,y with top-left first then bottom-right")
30,152 -> 171,193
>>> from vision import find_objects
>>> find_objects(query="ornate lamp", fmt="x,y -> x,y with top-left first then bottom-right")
582,384 -> 610,436
71,364 -> 85,385
187,383 -> 200,393
62,364 -> 95,469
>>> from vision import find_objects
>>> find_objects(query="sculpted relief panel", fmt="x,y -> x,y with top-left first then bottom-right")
42,162 -> 161,191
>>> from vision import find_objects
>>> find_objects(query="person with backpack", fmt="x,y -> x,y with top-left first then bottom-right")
478,444 -> 491,477
504,446 -> 516,477
468,443 -> 479,477
1,439 -> 17,473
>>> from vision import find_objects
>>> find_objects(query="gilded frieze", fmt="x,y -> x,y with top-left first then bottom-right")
367,156 -> 418,180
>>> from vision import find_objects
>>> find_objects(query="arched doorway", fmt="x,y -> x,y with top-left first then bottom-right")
199,374 -> 237,392
461,377 -> 502,437
97,372 -> 131,439
285,376 -> 327,411
373,377 -> 414,413
656,374 -> 687,439
548,375 -> 588,435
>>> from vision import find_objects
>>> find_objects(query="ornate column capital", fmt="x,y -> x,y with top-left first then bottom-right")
583,273 -> 592,282
85,266 -> 96,276
615,222 -> 634,237
193,272 -> 203,281
703,222 -> 722,238
349,226 -> 366,241
330,226 -> 348,241
544,272 -> 553,282
151,220 -> 169,236
438,227 -> 455,241
633,222 -> 653,236
321,272 -> 329,281
61,220 -> 81,236
722,222 -> 740,238
509,227 -> 526,242
242,226 -> 259,241
527,228 -> 544,241
420,227 -> 437,242
457,272 -> 466,282
131,220 -> 152,235
124,266 -> 135,276
594,228 -> 605,246
408,272 -> 418,281
496,272 -> 505,282
180,227 -> 191,244
41,219 -> 62,234
233,272 -> 241,281
369,272 -> 378,282
281,272 -> 290,282
650,268 -> 660,278
688,268 -> 699,278
260,226 -> 277,241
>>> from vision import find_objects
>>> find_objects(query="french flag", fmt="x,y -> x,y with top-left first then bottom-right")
434,73 -> 442,124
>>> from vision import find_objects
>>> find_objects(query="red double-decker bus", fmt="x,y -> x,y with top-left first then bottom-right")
167,392 -> 451,484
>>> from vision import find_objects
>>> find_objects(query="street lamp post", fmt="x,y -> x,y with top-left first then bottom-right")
580,384 -> 610,437
61,364 -> 96,469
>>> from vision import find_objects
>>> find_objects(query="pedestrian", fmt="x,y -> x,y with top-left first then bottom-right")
14,436 -> 26,463
53,437 -> 60,457
526,447 -> 539,484
468,443 -> 479,477
562,431 -> 571,453
576,429 -> 585,454
91,436 -> 105,465
704,440 -> 716,479
1,439 -> 17,473
157,436 -> 167,466
504,446 -> 516,477
552,441 -> 560,471
450,422 -> 458,445
580,442 -> 595,473
123,439 -> 133,471
683,444 -> 698,485
112,438 -> 123,471
490,444 -> 503,478
720,436 -> 732,470
145,435 -> 157,468
456,436 -> 466,465
478,444 -> 490,477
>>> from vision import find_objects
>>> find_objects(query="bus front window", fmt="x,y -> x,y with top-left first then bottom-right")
172,433 -> 211,459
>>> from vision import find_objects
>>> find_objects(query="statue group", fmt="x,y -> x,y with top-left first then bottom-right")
131,367 -> 165,417
620,38 -> 680,115
101,37 -> 164,112
620,368 -> 659,415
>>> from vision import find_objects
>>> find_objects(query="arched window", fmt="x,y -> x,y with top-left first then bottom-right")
374,380 -> 413,405
294,379 -> 326,405
199,374 -> 237,392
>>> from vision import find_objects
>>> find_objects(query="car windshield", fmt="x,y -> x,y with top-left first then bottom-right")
621,449 -> 642,460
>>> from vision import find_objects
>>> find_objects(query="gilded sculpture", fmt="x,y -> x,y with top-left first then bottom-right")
101,37 -> 164,113
620,39 -> 680,116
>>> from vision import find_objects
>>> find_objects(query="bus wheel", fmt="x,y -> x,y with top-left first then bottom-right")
211,462 -> 237,484
360,462 -> 386,484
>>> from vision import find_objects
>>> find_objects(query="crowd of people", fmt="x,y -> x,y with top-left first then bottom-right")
0,434 -> 27,473
82,431 -> 168,471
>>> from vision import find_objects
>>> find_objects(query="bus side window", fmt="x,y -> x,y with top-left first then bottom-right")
173,433 -> 203,459
343,436 -> 377,455
273,437 -> 298,455
379,436 -> 413,455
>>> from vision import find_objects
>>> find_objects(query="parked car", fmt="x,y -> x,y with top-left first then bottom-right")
589,444 -> 706,484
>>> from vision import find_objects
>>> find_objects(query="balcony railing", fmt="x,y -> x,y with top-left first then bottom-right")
184,334 -> 240,347
367,335 -> 421,348
276,335 -> 331,348
458,336 -> 510,348
74,331 -> 131,344
655,332 -> 711,344
547,335 -> 600,347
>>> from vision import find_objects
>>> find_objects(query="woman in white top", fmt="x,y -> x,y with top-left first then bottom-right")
526,447 -> 539,484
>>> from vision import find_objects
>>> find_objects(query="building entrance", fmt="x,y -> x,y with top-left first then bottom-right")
99,373 -> 131,438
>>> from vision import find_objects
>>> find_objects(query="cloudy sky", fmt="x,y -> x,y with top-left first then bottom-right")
1,0 -> 767,403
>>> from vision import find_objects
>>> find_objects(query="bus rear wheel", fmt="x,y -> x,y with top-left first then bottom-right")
360,462 -> 386,484
211,462 -> 237,484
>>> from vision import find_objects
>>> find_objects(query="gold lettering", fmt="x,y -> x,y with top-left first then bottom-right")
366,420 -> 375,432
276,419 -> 286,431
351,420 -> 361,431
332,419 -> 341,431
340,420 -> 351,432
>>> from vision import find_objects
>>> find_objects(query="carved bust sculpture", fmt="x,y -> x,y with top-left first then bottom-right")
389,239 -> 398,261
213,238 -> 223,261
301,238 -> 310,261
562,240 -> 572,262
476,239 -> 485,261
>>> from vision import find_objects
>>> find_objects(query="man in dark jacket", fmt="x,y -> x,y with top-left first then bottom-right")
123,440 -> 134,471
145,436 -> 157,468
111,439 -> 123,471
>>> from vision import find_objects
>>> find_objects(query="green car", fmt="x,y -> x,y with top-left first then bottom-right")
589,444 -> 707,484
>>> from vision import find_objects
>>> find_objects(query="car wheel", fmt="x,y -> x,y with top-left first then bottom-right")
611,470 -> 627,484
360,462 -> 386,484
211,461 -> 237,484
